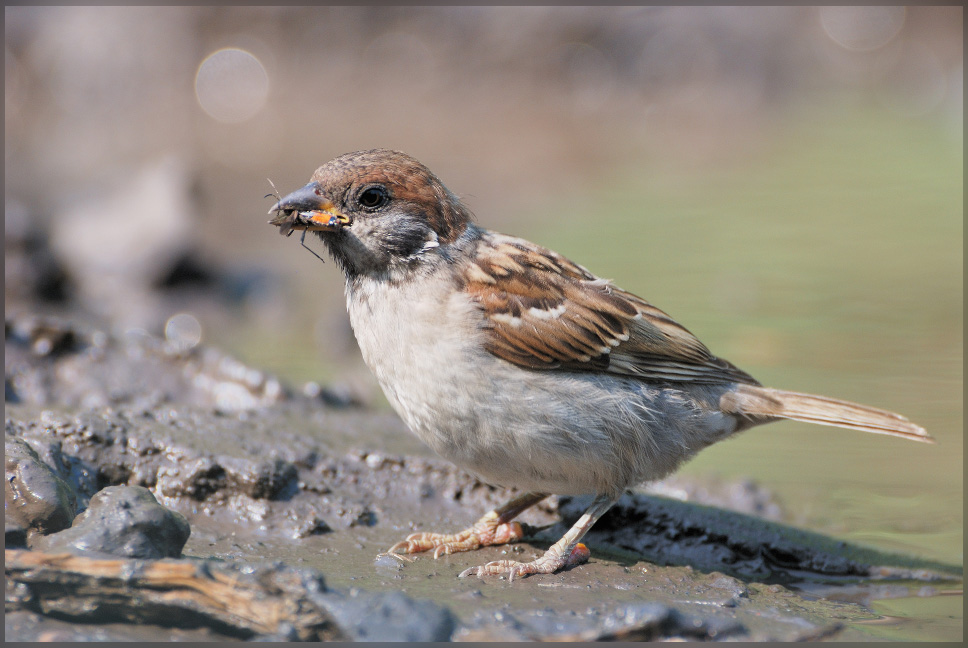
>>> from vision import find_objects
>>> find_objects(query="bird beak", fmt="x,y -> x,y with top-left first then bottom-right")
268,182 -> 352,236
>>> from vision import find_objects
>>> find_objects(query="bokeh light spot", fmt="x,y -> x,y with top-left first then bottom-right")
820,6 -> 905,52
195,48 -> 269,123
165,312 -> 203,351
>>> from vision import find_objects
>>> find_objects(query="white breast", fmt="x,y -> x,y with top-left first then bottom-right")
344,271 -> 740,497
346,272 -> 484,451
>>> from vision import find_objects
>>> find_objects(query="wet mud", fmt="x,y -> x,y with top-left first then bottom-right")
5,313 -> 962,641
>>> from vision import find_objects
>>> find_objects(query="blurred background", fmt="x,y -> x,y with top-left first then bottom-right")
5,4 -> 962,582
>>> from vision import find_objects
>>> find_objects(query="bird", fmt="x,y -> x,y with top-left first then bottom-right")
268,149 -> 932,581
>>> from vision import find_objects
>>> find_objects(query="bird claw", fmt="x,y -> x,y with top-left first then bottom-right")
457,542 -> 590,581
386,521 -> 526,559
376,548 -> 415,564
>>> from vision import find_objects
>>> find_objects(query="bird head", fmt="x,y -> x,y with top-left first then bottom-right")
269,149 -> 471,278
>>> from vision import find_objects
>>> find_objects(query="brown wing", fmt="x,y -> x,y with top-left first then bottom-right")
462,232 -> 758,385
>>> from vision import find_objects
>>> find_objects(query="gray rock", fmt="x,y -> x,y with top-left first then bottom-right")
35,486 -> 189,558
5,434 -> 77,538
596,602 -> 746,640
562,491 -> 932,581
312,589 -> 456,642
462,601 -> 747,641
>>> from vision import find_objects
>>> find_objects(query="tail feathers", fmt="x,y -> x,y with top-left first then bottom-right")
721,385 -> 934,444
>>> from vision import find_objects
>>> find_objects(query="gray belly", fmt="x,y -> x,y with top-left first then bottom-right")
376,349 -> 739,497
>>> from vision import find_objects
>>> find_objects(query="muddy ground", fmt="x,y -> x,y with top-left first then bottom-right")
5,312 -> 961,642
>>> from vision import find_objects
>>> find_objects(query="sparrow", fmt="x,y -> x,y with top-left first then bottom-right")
269,149 -> 932,581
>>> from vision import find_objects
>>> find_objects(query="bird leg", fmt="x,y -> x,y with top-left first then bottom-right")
387,491 -> 547,559
458,493 -> 620,581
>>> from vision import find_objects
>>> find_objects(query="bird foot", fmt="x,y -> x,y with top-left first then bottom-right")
387,520 -> 526,559
458,542 -> 590,581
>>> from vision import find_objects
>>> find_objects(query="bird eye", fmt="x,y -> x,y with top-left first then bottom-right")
357,186 -> 389,210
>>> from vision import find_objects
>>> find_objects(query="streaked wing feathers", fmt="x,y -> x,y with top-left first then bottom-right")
462,233 -> 758,385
